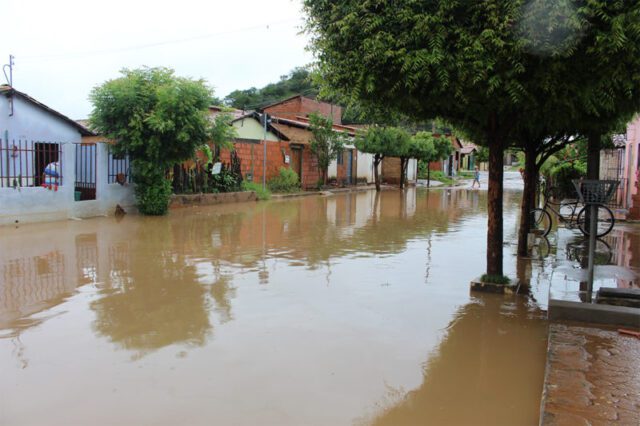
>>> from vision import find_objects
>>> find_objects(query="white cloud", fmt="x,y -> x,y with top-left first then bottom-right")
0,0 -> 312,118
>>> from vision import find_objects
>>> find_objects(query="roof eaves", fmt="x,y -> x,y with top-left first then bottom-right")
2,86 -> 96,136
231,112 -> 290,141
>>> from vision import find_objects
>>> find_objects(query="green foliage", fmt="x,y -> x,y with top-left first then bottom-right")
209,112 -> 237,150
476,146 -> 489,163
210,168 -> 241,193
132,162 -> 172,215
480,274 -> 511,285
268,167 -> 301,193
242,181 -> 271,200
411,132 -> 452,162
90,67 -> 218,215
544,160 -> 586,199
224,67 -> 318,109
428,171 -> 455,185
355,126 -> 411,158
304,0 -> 640,276
308,113 -> 345,185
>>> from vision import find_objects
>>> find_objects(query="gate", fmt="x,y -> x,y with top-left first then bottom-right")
346,149 -> 353,185
600,148 -> 626,209
75,144 -> 96,201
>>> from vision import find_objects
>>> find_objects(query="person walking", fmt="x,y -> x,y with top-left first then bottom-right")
471,166 -> 481,189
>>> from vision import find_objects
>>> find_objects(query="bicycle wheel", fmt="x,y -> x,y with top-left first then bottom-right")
559,199 -> 579,218
530,236 -> 551,259
576,205 -> 615,237
530,208 -> 552,237
566,239 -> 613,265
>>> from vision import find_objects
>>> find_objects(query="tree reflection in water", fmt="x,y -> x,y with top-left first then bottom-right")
367,294 -> 548,426
91,219 -> 212,356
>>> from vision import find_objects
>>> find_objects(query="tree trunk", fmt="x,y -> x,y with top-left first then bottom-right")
487,141 -> 504,276
517,145 -> 537,257
427,166 -> 430,188
399,157 -> 406,189
587,132 -> 600,180
373,155 -> 381,192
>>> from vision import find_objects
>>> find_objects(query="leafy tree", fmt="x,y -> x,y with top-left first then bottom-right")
476,147 -> 489,164
411,132 -> 452,187
355,126 -> 411,191
90,67 -> 221,215
308,112 -> 345,187
304,0 -> 640,277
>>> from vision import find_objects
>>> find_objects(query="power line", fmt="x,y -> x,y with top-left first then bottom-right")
17,19 -> 299,63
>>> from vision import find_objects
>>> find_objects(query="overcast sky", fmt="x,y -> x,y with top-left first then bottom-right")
1,0 -> 312,119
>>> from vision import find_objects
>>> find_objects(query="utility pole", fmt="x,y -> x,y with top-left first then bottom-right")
3,55 -> 14,86
262,112 -> 268,189
3,55 -> 15,116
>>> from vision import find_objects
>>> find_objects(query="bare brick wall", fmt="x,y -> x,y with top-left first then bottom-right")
382,157 -> 402,184
264,96 -> 342,124
220,138 -> 320,190
263,97 -> 302,121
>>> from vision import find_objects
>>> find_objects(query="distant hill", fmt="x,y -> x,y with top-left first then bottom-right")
223,67 -> 319,110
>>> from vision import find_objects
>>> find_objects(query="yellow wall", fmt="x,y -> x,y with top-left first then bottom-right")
232,117 -> 279,141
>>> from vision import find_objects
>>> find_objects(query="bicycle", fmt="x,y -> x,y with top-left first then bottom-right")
530,179 -> 615,238
565,238 -> 613,265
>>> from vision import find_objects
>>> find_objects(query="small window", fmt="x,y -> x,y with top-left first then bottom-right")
107,147 -> 131,184
337,152 -> 343,165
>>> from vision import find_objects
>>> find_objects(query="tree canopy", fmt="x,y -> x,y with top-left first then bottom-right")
410,132 -> 452,164
308,112 -> 345,186
304,0 -> 640,276
355,126 -> 411,190
90,67 -> 224,215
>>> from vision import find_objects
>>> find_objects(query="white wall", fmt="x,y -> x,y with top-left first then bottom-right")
1,95 -> 135,225
357,151 -> 375,183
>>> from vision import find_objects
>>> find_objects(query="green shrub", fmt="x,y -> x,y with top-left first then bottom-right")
548,161 -> 586,199
242,181 -> 271,200
480,274 -> 511,285
430,171 -> 454,185
268,167 -> 301,193
134,170 -> 173,215
210,168 -> 241,193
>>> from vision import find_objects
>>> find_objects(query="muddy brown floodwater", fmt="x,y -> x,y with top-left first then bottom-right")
1,188 -> 549,425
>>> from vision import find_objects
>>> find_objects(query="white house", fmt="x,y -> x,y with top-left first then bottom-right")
0,85 -> 135,225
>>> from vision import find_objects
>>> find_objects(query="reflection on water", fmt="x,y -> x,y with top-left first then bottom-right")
549,225 -> 640,302
368,295 -> 548,426
1,188 -> 550,425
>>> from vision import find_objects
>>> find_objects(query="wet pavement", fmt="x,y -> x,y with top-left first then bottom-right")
0,187 -> 551,425
541,323 -> 640,425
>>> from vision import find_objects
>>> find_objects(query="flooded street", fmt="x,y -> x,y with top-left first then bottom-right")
1,188 -> 549,425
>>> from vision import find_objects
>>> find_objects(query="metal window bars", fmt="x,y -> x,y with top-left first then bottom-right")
107,146 -> 131,184
0,139 -> 63,188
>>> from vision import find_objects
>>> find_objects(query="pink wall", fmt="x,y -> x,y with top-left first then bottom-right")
624,116 -> 640,219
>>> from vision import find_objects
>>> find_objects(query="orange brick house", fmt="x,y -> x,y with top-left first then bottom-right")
216,111 -> 292,184
261,96 -> 360,189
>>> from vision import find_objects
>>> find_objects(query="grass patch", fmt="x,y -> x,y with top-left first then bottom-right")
429,171 -> 455,185
242,181 -> 271,200
457,171 -> 474,179
480,274 -> 511,285
268,167 -> 301,193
